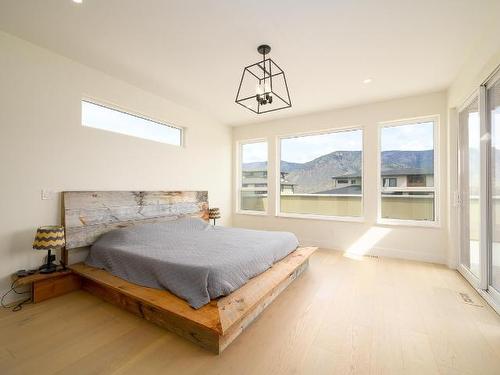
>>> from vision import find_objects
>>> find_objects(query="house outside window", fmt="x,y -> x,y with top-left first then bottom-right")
239,141 -> 268,212
379,117 -> 438,223
278,128 -> 363,218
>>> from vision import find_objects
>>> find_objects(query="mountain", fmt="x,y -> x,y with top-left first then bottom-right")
381,150 -> 433,172
280,161 -> 304,173
241,161 -> 267,172
242,160 -> 303,172
242,150 -> 433,194
242,148 -> 500,194
284,151 -> 362,193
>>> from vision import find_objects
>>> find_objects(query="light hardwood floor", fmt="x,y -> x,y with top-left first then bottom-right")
1,249 -> 499,375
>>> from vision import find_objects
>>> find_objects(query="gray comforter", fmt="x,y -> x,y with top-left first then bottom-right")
85,218 -> 299,309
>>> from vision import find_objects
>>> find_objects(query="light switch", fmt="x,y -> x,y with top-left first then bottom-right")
41,189 -> 54,200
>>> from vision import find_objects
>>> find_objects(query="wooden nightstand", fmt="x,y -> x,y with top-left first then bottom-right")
12,269 -> 81,303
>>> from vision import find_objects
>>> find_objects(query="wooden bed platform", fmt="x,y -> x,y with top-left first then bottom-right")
69,247 -> 316,353
62,191 -> 317,353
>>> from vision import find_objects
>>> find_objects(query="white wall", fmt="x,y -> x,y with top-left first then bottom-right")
232,91 -> 448,264
0,32 -> 232,301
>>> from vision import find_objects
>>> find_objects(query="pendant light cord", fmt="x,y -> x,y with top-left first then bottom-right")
262,50 -> 266,89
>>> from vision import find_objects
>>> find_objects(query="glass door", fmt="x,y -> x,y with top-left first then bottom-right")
458,68 -> 500,312
488,74 -> 500,301
459,97 -> 481,283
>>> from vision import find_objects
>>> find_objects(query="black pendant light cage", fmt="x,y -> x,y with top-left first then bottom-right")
235,45 -> 291,114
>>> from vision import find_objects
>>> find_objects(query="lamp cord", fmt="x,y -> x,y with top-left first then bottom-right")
1,279 -> 32,312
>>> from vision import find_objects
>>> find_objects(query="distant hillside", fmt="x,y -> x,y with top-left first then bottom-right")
242,161 -> 303,172
284,151 -> 362,193
381,150 -> 433,173
243,150 -> 433,193
243,149 -> 500,194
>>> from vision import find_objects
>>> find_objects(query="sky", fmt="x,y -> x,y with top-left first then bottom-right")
82,100 -> 181,145
281,129 -> 363,163
242,123 -> 435,164
380,122 -> 434,152
242,142 -> 268,163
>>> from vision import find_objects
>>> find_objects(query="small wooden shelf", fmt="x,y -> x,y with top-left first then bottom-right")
13,269 -> 81,303
13,269 -> 73,286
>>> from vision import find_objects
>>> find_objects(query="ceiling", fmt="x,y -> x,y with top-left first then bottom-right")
0,0 -> 498,126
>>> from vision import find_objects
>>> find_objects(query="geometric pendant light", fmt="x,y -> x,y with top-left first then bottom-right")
235,44 -> 292,114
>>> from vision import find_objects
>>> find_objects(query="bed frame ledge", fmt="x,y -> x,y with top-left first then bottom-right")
68,246 -> 317,354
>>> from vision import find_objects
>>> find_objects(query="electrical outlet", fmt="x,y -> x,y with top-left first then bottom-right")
41,189 -> 54,200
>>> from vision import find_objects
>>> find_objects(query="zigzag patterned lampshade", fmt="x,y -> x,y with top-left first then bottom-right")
209,208 -> 221,220
33,226 -> 65,250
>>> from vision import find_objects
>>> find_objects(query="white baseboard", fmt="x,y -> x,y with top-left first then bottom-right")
299,238 -> 446,265
477,289 -> 500,315
369,246 -> 446,264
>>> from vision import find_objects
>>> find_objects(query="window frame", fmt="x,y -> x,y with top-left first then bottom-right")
81,98 -> 184,146
484,69 -> 500,299
377,115 -> 440,227
235,138 -> 269,216
457,90 -> 481,289
275,126 -> 365,222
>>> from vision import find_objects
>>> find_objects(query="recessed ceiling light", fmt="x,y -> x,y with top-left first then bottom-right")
72,0 -> 83,4
363,78 -> 373,84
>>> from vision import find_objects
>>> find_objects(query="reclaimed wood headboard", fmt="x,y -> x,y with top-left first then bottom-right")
63,191 -> 209,249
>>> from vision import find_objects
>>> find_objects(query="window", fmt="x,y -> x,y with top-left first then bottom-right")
239,141 -> 268,212
407,175 -> 426,187
379,118 -> 437,223
383,178 -> 397,187
82,100 -> 182,146
279,129 -> 363,218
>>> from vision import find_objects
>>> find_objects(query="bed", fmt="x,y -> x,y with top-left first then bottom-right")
63,191 -> 317,353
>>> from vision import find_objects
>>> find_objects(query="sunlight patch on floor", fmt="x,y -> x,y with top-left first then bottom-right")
343,227 -> 392,260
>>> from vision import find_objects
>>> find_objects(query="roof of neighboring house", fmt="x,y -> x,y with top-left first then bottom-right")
243,170 -> 289,176
314,185 -> 362,195
381,168 -> 433,176
241,177 -> 267,185
331,172 -> 361,178
332,167 -> 433,179
242,170 -> 267,175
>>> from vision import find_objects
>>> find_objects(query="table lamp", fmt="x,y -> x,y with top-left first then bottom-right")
33,226 -> 65,274
209,208 -> 221,225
